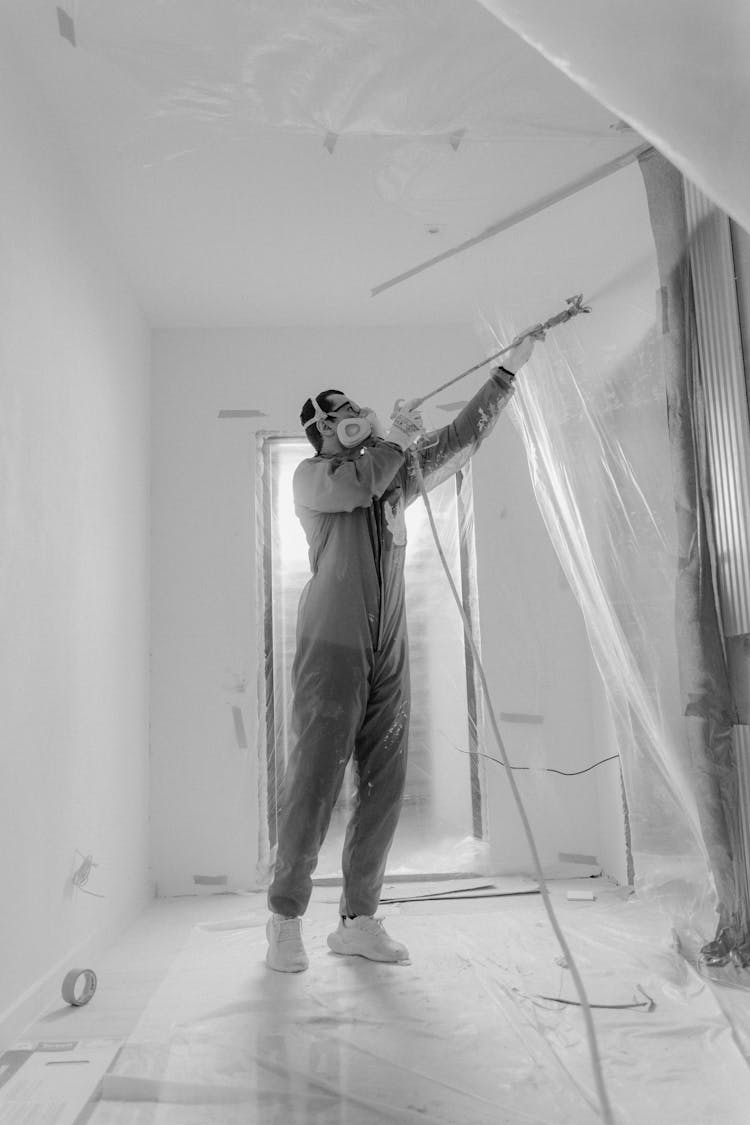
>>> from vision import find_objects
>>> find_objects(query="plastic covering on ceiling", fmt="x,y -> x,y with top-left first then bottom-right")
71,0 -> 626,141
63,0 -> 643,243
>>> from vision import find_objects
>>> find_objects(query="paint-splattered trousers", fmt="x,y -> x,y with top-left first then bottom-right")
268,629 -> 410,919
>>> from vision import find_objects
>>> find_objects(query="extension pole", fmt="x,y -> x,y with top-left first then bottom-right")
410,294 -> 591,409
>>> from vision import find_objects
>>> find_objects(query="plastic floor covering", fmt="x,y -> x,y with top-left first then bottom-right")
16,877 -> 750,1124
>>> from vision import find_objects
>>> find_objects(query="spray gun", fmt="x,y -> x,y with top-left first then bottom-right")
393,295 -> 591,422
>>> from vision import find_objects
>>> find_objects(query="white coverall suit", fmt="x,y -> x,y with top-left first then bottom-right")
268,370 -> 516,919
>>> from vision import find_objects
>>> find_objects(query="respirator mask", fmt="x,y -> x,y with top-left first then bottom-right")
304,393 -> 374,448
335,414 -> 373,447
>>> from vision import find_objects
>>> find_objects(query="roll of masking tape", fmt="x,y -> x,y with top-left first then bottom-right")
61,968 -> 97,1007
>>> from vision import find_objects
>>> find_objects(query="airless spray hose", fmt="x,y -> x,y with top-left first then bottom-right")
412,295 -> 616,1125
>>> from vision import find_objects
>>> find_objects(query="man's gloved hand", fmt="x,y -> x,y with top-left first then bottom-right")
387,398 -> 424,450
500,326 -> 546,375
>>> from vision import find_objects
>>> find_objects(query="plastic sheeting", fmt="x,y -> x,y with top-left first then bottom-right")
478,0 -> 750,236
68,0 -> 627,142
80,883 -> 750,1123
470,150 -> 749,965
498,312 -> 719,939
48,0 -> 642,242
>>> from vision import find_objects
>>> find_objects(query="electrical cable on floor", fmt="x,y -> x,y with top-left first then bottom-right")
380,884 -> 542,904
456,746 -> 621,777
382,891 -> 541,904
414,459 -> 616,1125
535,989 -> 655,1013
537,755 -> 619,777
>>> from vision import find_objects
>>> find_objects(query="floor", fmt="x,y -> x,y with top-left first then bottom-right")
3,877 -> 750,1124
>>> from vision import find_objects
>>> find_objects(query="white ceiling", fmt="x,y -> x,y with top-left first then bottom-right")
7,0 -> 646,327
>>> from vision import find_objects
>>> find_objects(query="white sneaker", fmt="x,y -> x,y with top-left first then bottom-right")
266,914 -> 309,973
327,916 -> 409,963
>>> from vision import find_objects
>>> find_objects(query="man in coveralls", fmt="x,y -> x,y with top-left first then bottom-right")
266,333 -> 539,971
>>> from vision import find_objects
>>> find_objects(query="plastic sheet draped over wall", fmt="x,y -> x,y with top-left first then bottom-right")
478,0 -> 750,235
499,313 -> 720,943
483,160 -> 750,958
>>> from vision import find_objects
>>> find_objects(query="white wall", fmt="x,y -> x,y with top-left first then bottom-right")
150,324 -> 612,895
0,36 -> 152,1046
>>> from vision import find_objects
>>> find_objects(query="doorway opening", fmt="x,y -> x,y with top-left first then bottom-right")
258,435 -> 487,879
